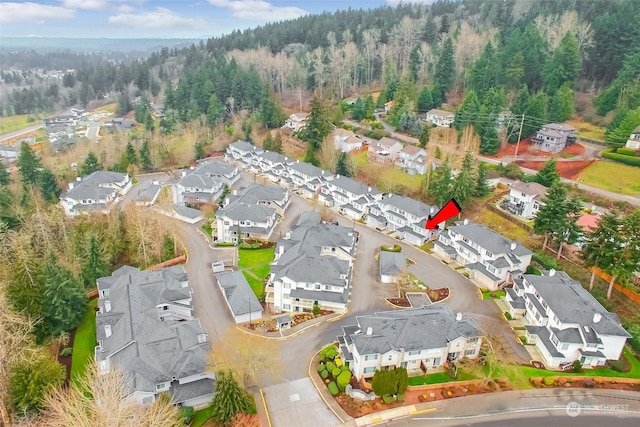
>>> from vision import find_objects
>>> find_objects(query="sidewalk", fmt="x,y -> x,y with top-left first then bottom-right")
342,388 -> 640,426
238,310 -> 349,341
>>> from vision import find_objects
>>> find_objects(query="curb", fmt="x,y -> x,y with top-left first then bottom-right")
259,388 -> 273,427
307,347 -> 348,425
235,311 -> 348,341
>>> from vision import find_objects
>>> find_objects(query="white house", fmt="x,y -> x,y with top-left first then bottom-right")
367,137 -> 403,164
433,219 -> 533,290
251,151 -> 291,179
0,144 -> 18,162
424,109 -> 455,128
215,184 -> 288,243
505,181 -> 548,219
319,175 -> 383,220
530,123 -> 577,153
173,160 -> 239,206
395,145 -> 427,175
225,140 -> 263,169
59,171 -> 132,217
366,194 -> 441,245
379,251 -> 406,284
95,265 -> 214,407
505,270 -> 631,368
266,212 -> 356,313
338,305 -> 482,380
286,161 -> 328,197
625,126 -> 640,150
334,128 -> 363,152
284,112 -> 308,132
216,270 -> 263,324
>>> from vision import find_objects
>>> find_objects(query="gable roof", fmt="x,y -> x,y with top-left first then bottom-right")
379,251 -> 406,276
330,175 -> 380,197
448,220 -> 532,257
195,159 -> 238,177
95,266 -> 210,393
543,123 -> 576,132
216,270 -> 263,316
427,108 -> 455,118
218,202 -> 276,222
229,183 -> 288,206
288,161 -> 324,178
345,305 -> 480,355
229,140 -> 258,153
258,151 -> 287,163
381,194 -> 437,218
400,145 -> 425,156
61,171 -> 129,201
511,181 -> 548,199
378,137 -> 402,148
576,212 -> 601,232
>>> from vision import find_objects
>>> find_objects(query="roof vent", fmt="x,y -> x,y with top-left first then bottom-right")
368,187 -> 372,191
593,313 -> 602,323
463,218 -> 469,225
549,268 -> 556,277
456,312 -> 463,321
430,207 -> 435,214
105,300 -> 111,313
104,324 -> 112,338
366,327 -> 373,336
510,242 -> 517,251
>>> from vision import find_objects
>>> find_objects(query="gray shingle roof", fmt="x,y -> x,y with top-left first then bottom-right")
331,176 -> 380,197
449,220 -> 532,257
62,171 -> 129,201
231,183 -> 288,208
380,251 -> 406,276
95,266 -> 210,394
229,140 -> 258,153
258,151 -> 286,163
381,194 -> 437,218
344,305 -> 481,355
173,204 -> 203,220
217,202 -> 276,222
288,161 -> 324,178
216,270 -> 263,316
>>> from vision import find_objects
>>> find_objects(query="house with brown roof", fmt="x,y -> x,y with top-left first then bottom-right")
423,109 -> 455,128
333,128 -> 363,152
395,144 -> 427,175
367,137 -> 403,164
284,112 -> 308,132
505,181 -> 548,219
531,123 -> 577,153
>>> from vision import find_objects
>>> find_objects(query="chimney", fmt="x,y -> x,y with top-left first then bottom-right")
368,187 -> 372,191
68,182 -> 75,190
456,312 -> 463,321
76,176 -> 82,181
593,313 -> 602,323
366,327 -> 373,336
430,207 -> 435,214
549,268 -> 556,277
463,218 -> 469,225
510,242 -> 517,251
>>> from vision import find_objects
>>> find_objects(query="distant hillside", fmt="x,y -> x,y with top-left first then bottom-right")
0,37 -> 202,54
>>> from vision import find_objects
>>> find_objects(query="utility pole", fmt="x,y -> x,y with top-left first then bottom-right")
513,113 -> 525,163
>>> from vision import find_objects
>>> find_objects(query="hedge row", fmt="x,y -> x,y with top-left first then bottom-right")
617,147 -> 639,157
602,150 -> 640,166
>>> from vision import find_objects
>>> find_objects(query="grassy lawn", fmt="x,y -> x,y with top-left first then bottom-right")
239,248 -> 275,300
577,161 -> 640,195
482,290 -> 506,300
380,167 -> 424,193
192,405 -> 215,427
474,209 -> 531,244
350,150 -> 368,168
0,114 -> 35,134
70,298 -> 98,385
408,370 -> 477,386
419,241 -> 434,253
95,102 -> 117,114
566,119 -> 607,142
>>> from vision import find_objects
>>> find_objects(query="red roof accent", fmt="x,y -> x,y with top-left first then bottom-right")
576,212 -> 601,232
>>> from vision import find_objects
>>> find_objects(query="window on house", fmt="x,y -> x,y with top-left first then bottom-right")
408,351 -> 421,356
364,354 -> 378,361
387,355 -> 393,361
283,293 -> 290,299
324,285 -> 331,291
468,337 -> 479,343
284,283 -> 291,289
561,343 -> 569,351
464,349 -> 476,356
314,284 -> 321,290
99,289 -> 109,298
433,357 -> 441,366
401,361 -> 408,368
283,304 -> 291,310
156,383 -> 168,391
550,334 -> 558,346
363,367 -> 376,374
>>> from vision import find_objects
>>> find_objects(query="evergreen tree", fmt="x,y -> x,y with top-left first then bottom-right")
435,38 -> 456,96
454,90 -> 480,130
10,350 -> 65,415
206,94 -> 224,128
605,107 -> 640,148
554,197 -> 583,260
533,181 -> 579,253
259,90 -> 286,128
335,152 -> 354,178
418,125 -> 430,148
211,370 -> 252,425
428,160 -> 453,206
549,82 -> 575,122
262,133 -> 274,151
535,158 -> 560,187
299,97 -> 332,152
0,163 -> 10,186
38,169 -> 61,203
605,209 -> 640,299
474,162 -> 490,197
303,147 -> 320,166
408,44 -> 422,82
271,132 -> 283,154
431,82 -> 443,107
139,140 -> 153,172
542,33 -> 581,94
417,86 -> 433,112
82,234 -> 109,288
16,143 -> 42,185
116,93 -> 131,116
42,253 -> 87,336
80,152 -> 101,176
581,213 -> 621,290
125,141 -> 138,165
451,151 -> 477,206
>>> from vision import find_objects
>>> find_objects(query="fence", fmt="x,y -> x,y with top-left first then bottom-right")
591,267 -> 640,305
345,384 -> 376,401
484,202 -> 534,233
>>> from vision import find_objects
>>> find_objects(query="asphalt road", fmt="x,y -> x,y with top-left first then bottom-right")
85,121 -> 101,141
0,124 -> 43,141
387,413 -> 640,427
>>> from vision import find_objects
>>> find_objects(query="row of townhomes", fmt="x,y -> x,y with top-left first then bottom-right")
433,219 -> 533,291
59,171 -> 132,217
338,305 -> 482,379
266,211 -> 356,313
215,183 -> 290,243
173,159 -> 240,206
95,265 -> 215,407
506,270 -> 631,368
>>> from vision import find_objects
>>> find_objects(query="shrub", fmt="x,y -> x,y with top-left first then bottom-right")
59,347 -> 73,356
312,304 -> 320,315
328,382 -> 339,396
584,380 -> 596,388
179,406 -> 195,425
380,244 -> 402,252
504,312 -> 513,320
617,147 -> 638,156
532,252 -> 560,271
325,361 -> 336,372
382,395 -> 395,404
526,265 -> 542,275
602,149 -> 640,166
573,360 -> 583,373
543,377 -> 555,386
337,370 -> 351,391
397,393 -> 404,402
341,365 -> 350,372
332,368 -> 341,378
321,345 -> 338,361
325,379 -> 330,384
609,359 -> 628,373
317,363 -> 325,372
335,357 -> 343,368
321,370 -> 329,379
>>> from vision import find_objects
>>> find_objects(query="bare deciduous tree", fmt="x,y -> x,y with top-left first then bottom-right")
38,364 -> 182,427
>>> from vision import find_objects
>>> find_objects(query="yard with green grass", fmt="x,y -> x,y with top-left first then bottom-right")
566,119 -> 607,143
70,298 -> 98,385
474,209 -> 535,247
0,114 -> 37,134
482,290 -> 506,300
577,161 -> 640,195
192,405 -> 215,427
238,248 -> 275,300
408,371 -> 477,386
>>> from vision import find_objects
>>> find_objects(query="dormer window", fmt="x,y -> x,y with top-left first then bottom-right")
104,324 -> 112,338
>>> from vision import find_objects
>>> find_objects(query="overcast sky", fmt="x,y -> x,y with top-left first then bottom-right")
0,0 -> 434,39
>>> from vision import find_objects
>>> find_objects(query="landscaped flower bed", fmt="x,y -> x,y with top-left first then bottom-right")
530,376 -> 640,391
427,288 -> 449,302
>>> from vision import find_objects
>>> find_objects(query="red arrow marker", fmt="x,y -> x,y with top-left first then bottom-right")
425,198 -> 462,230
